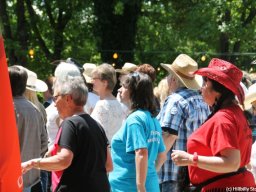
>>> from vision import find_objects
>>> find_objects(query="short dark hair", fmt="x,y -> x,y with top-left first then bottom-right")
123,72 -> 157,116
8,66 -> 28,96
205,77 -> 235,120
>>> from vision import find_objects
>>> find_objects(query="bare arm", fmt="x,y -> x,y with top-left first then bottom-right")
197,149 -> 240,172
171,148 -> 241,173
155,152 -> 167,171
22,147 -> 73,173
162,132 -> 178,155
135,148 -> 148,192
105,146 -> 113,172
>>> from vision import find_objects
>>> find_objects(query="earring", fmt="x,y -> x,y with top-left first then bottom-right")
214,97 -> 218,106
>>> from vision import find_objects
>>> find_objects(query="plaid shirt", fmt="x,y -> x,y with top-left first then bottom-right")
157,88 -> 210,183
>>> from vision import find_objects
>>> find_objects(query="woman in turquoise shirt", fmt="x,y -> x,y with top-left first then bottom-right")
109,72 -> 166,192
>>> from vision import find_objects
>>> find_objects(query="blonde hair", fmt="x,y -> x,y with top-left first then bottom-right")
154,77 -> 170,108
24,89 -> 47,123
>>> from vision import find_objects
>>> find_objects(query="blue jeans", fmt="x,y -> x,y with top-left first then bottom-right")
160,180 -> 179,192
41,170 -> 52,192
23,180 -> 42,192
23,187 -> 31,192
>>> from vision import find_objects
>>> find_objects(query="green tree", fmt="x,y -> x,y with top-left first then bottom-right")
168,0 -> 256,68
1,0 -> 256,79
93,0 -> 143,68
0,0 -> 29,65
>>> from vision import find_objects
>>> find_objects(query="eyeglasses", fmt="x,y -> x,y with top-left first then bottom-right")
92,77 -> 101,81
53,94 -> 63,103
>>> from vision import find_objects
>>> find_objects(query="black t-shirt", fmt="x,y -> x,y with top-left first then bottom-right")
56,114 -> 110,192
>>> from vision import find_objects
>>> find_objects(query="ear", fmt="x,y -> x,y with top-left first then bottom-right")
214,92 -> 221,102
102,79 -> 108,89
66,94 -> 73,103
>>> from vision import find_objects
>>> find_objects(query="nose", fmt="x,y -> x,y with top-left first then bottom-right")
54,101 -> 57,107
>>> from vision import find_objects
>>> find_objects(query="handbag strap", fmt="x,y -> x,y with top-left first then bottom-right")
196,167 -> 247,188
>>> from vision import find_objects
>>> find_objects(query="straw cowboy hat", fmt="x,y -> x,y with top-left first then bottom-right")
16,65 -> 48,92
244,83 -> 256,110
82,63 -> 97,83
115,62 -> 138,74
161,54 -> 201,90
194,58 -> 244,105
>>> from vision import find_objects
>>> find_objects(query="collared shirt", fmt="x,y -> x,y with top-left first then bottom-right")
14,96 -> 48,187
157,88 -> 210,183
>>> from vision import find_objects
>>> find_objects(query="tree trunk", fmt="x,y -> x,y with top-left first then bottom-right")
218,9 -> 231,61
93,0 -> 142,68
219,32 -> 229,61
16,0 -> 29,66
25,0 -> 52,59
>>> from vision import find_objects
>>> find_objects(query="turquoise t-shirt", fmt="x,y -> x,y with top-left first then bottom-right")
109,109 -> 165,192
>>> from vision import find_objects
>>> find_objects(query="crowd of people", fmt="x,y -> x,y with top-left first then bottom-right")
8,54 -> 256,192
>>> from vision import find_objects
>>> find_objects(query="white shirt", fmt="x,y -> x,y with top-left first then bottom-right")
251,141 -> 256,181
91,99 -> 126,142
84,92 -> 100,114
46,103 -> 59,147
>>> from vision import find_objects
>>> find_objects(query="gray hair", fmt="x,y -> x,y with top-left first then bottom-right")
54,76 -> 88,106
54,62 -> 81,81
168,73 -> 184,88
92,63 -> 117,91
173,75 -> 185,88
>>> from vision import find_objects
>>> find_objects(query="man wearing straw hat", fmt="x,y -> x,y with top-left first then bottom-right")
157,54 -> 210,192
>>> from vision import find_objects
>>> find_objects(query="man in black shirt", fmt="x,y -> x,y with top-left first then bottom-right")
22,76 -> 112,192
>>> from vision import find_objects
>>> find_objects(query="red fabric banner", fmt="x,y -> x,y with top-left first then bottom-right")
0,36 -> 23,191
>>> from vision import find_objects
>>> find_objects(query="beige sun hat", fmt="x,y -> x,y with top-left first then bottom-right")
26,70 -> 48,92
16,65 -> 48,92
115,62 -> 138,74
82,63 -> 97,83
244,83 -> 256,110
161,54 -> 201,90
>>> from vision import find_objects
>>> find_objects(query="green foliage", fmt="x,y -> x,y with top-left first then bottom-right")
37,92 -> 44,104
2,0 -> 256,82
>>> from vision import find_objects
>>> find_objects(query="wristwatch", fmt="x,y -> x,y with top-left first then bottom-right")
192,152 -> 198,166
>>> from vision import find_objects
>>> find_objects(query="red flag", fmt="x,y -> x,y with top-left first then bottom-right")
0,36 -> 23,191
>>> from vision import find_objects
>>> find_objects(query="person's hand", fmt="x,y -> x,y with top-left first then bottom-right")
21,160 -> 34,174
171,150 -> 192,166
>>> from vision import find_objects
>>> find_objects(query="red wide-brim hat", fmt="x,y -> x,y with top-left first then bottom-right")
194,58 -> 244,105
